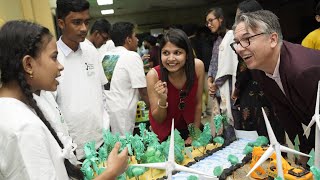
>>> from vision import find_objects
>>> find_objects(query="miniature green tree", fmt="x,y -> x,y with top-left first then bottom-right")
81,141 -> 99,180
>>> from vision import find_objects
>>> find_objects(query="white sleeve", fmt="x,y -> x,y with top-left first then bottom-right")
1,134 -> 31,180
127,53 -> 147,89
19,125 -> 59,180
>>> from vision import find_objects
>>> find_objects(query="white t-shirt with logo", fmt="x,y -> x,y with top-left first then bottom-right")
102,46 -> 146,135
56,38 -> 107,159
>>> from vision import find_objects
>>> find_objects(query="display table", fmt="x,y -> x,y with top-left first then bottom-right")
128,139 -> 251,180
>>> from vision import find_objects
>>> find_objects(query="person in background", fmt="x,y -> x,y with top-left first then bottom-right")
206,7 -> 242,133
147,28 -> 205,144
197,27 -> 215,119
102,22 -> 149,136
0,20 -> 128,180
232,0 -> 285,143
232,10 -> 320,164
302,1 -> 320,50
55,0 -> 108,159
143,35 -> 160,68
205,7 -> 227,120
182,23 -> 199,58
86,18 -> 111,49
183,24 -> 213,119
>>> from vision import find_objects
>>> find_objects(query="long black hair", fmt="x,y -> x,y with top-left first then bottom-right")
206,7 -> 227,37
159,28 -> 195,93
0,20 -> 83,179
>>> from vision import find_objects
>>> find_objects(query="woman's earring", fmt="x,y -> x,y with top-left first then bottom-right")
29,72 -> 33,79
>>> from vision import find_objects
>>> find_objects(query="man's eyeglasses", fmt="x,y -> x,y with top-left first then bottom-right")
230,33 -> 266,52
205,18 -> 218,27
178,90 -> 187,110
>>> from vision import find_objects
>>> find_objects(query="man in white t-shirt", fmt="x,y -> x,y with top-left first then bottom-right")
55,0 -> 107,159
102,22 -> 149,136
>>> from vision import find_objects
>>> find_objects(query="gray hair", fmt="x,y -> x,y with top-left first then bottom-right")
233,10 -> 283,44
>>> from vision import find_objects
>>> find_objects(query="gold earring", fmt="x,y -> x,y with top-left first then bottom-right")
29,72 -> 33,79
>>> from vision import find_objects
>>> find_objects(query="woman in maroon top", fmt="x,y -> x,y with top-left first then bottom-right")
146,29 -> 205,144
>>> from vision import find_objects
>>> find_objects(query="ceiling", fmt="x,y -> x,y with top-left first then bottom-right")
88,0 -> 214,17
49,0 -> 216,18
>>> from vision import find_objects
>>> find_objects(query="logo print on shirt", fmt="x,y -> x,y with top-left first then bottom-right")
85,62 -> 95,76
56,106 -> 64,123
102,55 -> 120,82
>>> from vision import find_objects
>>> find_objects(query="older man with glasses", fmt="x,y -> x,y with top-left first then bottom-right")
232,10 -> 320,166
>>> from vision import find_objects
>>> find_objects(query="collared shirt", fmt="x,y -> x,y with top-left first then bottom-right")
56,37 -> 107,159
265,55 -> 286,95
57,38 -> 81,57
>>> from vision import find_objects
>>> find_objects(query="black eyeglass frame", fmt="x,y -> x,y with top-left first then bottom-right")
178,90 -> 187,110
205,17 -> 218,27
230,32 -> 266,52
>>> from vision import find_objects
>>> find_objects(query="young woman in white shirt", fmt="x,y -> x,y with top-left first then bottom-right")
0,20 -> 128,180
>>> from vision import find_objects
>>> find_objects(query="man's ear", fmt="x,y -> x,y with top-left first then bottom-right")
126,36 -> 132,44
22,55 -> 35,75
270,32 -> 279,48
315,15 -> 320,22
57,19 -> 65,30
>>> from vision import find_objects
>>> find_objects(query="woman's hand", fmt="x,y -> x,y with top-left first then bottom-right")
208,81 -> 218,97
154,80 -> 168,102
103,142 -> 128,179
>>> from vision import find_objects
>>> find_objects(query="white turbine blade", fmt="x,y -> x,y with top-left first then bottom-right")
304,118 -> 315,136
168,118 -> 175,162
167,172 -> 172,180
175,164 -> 217,179
275,144 -> 284,179
306,81 -> 320,134
130,162 -> 167,170
279,145 -> 310,157
247,147 -> 274,176
262,108 -> 278,145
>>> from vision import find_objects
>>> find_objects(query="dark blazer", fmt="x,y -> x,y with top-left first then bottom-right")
252,41 -> 320,153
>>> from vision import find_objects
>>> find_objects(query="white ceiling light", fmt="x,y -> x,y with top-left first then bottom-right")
97,0 -> 113,5
101,9 -> 114,15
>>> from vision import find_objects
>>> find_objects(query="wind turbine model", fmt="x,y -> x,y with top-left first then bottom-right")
247,108 -> 310,179
130,119 -> 217,180
304,80 -> 320,168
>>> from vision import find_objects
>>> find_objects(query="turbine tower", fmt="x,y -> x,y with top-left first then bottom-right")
130,119 -> 217,179
304,80 -> 320,168
247,108 -> 310,179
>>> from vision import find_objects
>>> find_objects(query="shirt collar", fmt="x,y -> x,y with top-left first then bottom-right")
57,36 -> 82,57
265,54 -> 281,79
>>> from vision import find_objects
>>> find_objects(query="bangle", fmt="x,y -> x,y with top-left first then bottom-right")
157,99 -> 168,108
